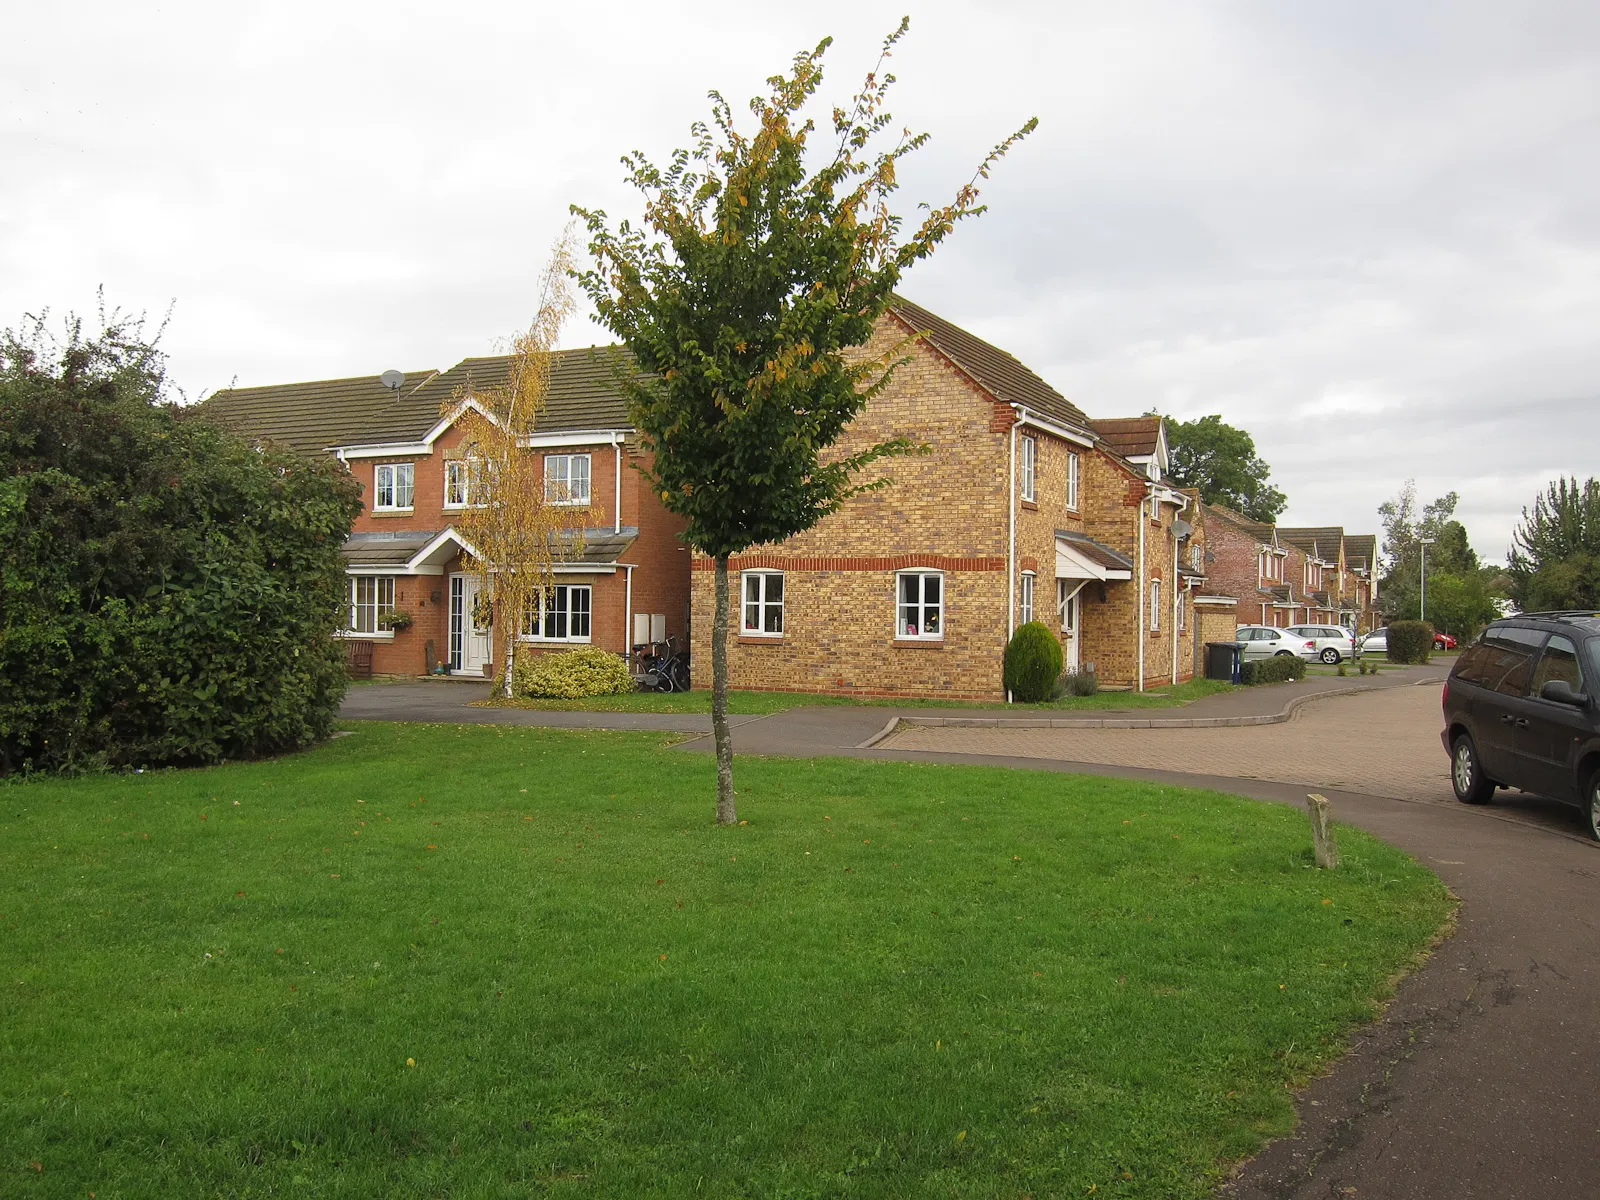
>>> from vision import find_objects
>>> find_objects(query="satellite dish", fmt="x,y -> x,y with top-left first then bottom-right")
1172,519 -> 1193,540
379,369 -> 405,393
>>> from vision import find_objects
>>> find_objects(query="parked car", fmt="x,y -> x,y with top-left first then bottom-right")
1441,613 -> 1600,839
1288,624 -> 1359,664
1235,625 -> 1318,661
1434,632 -> 1458,651
1357,628 -> 1388,657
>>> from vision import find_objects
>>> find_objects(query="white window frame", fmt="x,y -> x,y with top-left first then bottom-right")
1019,435 -> 1036,503
1150,579 -> 1161,633
1057,579 -> 1080,634
444,458 -> 488,509
1177,589 -> 1186,632
373,462 -> 414,511
1065,451 -> 1079,511
1019,571 -> 1035,625
349,575 -> 395,635
520,585 -> 592,643
896,571 -> 944,641
544,453 -> 592,506
740,570 -> 784,638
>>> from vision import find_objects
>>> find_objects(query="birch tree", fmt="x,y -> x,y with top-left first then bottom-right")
451,231 -> 587,698
573,20 -> 1034,823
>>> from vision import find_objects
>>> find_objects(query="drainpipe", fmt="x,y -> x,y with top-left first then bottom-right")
1007,414 -> 1018,703
1137,488 -> 1147,692
1171,491 -> 1188,685
624,563 -> 635,657
612,433 -> 623,535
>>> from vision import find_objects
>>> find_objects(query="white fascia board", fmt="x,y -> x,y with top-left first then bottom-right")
407,527 -> 481,571
518,429 -> 633,449
421,398 -> 500,446
1011,406 -> 1095,449
552,564 -> 618,575
1193,594 -> 1238,606
333,442 -> 432,459
344,564 -> 442,576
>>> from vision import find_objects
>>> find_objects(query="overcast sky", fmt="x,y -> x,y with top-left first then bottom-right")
5,1 -> 1597,563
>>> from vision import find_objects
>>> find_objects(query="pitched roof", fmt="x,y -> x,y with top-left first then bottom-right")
1278,526 -> 1344,562
888,296 -> 1092,433
200,369 -> 439,456
1055,529 -> 1135,573
200,348 -> 637,454
341,526 -> 639,570
1344,534 -> 1378,571
1088,416 -> 1161,458
1203,502 -> 1276,543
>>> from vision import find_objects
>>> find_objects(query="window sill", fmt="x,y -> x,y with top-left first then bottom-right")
370,508 -> 415,518
737,634 -> 783,645
545,498 -> 592,508
893,638 -> 946,649
337,630 -> 396,641
1020,498 -> 1039,511
517,637 -> 592,645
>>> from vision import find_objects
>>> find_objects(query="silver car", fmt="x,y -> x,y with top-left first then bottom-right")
1357,628 -> 1388,658
1235,625 -> 1319,661
1287,624 -> 1359,664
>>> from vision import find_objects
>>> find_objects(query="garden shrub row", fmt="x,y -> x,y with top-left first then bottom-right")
1240,654 -> 1307,685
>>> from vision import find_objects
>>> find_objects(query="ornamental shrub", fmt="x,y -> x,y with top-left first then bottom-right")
1385,621 -> 1434,664
0,309 -> 362,774
1003,621 -> 1064,703
1240,654 -> 1307,686
513,647 -> 634,699
1051,669 -> 1100,699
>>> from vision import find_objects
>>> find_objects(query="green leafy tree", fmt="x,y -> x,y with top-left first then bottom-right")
1376,481 -> 1477,620
1163,415 -> 1287,522
1421,571 -> 1499,639
1508,477 -> 1600,611
574,21 -> 1034,823
0,306 -> 361,773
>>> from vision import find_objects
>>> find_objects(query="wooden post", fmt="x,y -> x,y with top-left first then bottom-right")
1305,793 -> 1339,869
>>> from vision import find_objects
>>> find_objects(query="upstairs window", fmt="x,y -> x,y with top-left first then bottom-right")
1065,452 -> 1079,511
1019,435 -> 1036,502
445,459 -> 488,508
545,454 -> 591,505
374,463 -> 414,510
741,571 -> 784,637
897,572 -> 943,640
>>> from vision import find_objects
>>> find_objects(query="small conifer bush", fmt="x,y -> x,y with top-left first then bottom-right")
1385,621 -> 1434,664
1004,621 -> 1065,703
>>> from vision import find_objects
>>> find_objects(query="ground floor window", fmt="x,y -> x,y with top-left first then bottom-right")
349,575 -> 395,633
1019,571 -> 1035,625
741,570 -> 784,636
522,585 -> 592,641
1150,579 -> 1161,632
897,571 -> 943,639
1177,589 -> 1186,632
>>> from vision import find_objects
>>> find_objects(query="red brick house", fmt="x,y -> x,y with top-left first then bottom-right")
688,300 -> 1218,699
1205,507 -> 1381,633
203,352 -> 691,677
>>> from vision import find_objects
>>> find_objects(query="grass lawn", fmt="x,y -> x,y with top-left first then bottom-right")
477,676 -> 1238,716
1,724 -> 1452,1198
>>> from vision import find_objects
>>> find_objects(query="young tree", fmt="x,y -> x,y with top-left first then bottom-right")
1508,476 -> 1600,611
1376,481 -> 1474,619
450,232 -> 587,698
574,21 -> 1035,823
1163,414 -> 1287,522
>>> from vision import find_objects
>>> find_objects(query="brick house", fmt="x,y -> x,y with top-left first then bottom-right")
203,352 -> 691,678
1205,507 -> 1381,633
688,299 -> 1216,700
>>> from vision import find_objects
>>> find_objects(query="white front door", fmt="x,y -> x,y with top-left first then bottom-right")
1057,580 -> 1083,673
449,574 -> 493,675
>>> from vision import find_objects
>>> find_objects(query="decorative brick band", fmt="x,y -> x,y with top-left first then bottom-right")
693,554 -> 1006,573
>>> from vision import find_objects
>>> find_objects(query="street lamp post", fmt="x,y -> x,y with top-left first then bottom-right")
1419,536 -> 1435,623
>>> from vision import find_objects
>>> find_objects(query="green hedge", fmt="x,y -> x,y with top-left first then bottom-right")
1003,621 -> 1064,703
1,313 -> 361,773
1240,654 -> 1307,686
513,647 -> 634,699
1385,621 -> 1434,664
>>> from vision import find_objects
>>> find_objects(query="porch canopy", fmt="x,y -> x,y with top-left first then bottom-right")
1055,529 -> 1135,585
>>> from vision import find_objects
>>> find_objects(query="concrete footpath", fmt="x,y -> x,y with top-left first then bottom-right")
339,666 -> 1599,1198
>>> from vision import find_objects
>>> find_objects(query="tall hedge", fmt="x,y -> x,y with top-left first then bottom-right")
1003,621 -> 1064,703
1385,620 -> 1434,665
0,313 -> 362,773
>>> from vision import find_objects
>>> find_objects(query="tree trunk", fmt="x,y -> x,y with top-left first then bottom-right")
501,590 -> 517,699
712,554 -> 736,824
